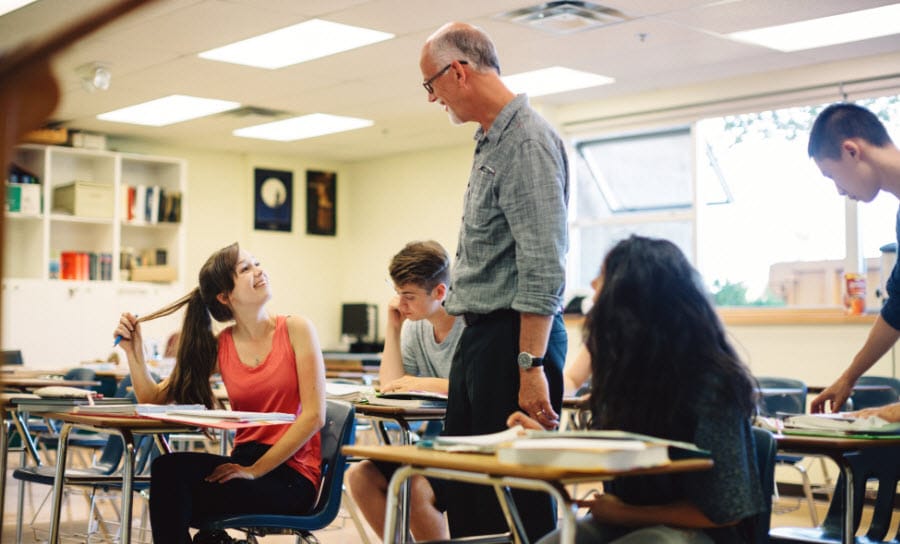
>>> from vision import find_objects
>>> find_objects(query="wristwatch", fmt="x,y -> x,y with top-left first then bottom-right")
517,352 -> 544,370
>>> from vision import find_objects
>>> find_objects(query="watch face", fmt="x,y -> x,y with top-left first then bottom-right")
517,352 -> 532,369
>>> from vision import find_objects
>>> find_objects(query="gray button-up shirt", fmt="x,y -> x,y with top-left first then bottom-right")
445,94 -> 569,316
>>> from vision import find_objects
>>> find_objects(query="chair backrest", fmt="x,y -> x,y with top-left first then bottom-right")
817,445 -> 900,541
2,349 -> 24,365
750,427 -> 776,544
756,377 -> 808,416
849,376 -> 900,411
196,399 -> 356,533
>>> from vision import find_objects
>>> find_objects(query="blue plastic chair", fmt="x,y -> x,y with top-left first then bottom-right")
751,427 -> 777,544
194,400 -> 356,543
770,444 -> 900,543
756,376 -> 820,526
848,376 -> 900,411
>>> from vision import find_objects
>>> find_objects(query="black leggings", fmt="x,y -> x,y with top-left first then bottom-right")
149,442 -> 317,544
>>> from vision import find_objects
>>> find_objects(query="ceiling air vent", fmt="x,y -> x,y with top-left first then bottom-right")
498,1 -> 628,34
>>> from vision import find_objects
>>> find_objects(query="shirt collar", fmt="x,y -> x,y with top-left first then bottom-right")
473,94 -> 528,145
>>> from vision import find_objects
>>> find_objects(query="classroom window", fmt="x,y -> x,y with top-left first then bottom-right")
569,93 -> 900,309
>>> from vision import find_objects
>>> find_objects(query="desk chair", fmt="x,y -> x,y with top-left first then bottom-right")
752,427 -> 777,544
769,445 -> 900,543
848,376 -> 900,411
194,400 -> 356,544
756,376 -> 820,525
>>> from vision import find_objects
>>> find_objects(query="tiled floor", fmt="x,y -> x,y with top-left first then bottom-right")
3,465 -> 828,544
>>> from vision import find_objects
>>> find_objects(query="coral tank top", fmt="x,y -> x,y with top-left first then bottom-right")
217,315 -> 321,487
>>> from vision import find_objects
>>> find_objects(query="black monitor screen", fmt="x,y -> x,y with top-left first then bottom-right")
341,303 -> 371,340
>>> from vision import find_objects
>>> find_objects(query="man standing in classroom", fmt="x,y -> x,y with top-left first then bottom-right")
418,22 -> 569,541
809,103 -> 900,414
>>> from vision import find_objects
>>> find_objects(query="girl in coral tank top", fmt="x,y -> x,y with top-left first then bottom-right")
113,242 -> 326,544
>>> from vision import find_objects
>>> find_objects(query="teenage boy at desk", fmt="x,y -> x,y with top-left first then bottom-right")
809,103 -> 900,415
347,240 -> 463,541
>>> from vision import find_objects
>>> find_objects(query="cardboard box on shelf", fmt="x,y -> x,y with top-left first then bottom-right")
52,181 -> 113,218
131,265 -> 176,283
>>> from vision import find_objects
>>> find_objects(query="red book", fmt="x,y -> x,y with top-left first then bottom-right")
60,251 -> 78,280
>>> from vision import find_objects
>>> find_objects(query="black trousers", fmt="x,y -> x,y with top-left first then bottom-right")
149,442 -> 317,544
442,310 -> 566,542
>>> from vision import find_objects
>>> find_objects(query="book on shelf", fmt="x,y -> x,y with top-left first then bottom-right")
782,413 -> 900,435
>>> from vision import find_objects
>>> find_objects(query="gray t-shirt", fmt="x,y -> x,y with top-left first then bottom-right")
400,317 -> 464,379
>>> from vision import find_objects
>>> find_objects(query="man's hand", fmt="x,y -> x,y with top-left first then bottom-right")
518,369 -> 558,429
810,378 -> 854,413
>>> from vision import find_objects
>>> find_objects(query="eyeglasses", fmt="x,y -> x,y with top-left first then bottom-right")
422,60 -> 468,94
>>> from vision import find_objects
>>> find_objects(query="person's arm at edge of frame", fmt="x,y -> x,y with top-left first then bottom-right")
563,345 -> 591,395
208,315 -> 326,482
810,315 -> 900,413
113,311 -> 170,403
379,296 -> 405,386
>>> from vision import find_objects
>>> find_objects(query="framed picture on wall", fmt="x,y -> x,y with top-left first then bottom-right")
306,170 -> 336,236
254,168 -> 292,232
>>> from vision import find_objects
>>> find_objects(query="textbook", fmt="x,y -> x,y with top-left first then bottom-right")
73,403 -> 205,416
422,426 -> 525,453
363,391 -> 448,408
782,413 -> 900,435
496,437 -> 670,470
161,409 -> 295,422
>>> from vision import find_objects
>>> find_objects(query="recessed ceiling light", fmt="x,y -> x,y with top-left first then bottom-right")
728,4 -> 900,52
97,95 -> 240,126
0,0 -> 37,17
198,19 -> 394,69
233,113 -> 374,141
502,66 -> 614,97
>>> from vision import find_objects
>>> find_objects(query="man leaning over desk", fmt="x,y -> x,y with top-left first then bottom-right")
419,22 -> 569,542
809,103 -> 900,419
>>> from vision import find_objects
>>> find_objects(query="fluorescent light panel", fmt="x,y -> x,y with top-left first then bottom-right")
233,113 -> 373,141
97,95 -> 240,126
729,4 -> 900,52
0,0 -> 37,17
199,19 -> 394,69
502,66 -> 614,97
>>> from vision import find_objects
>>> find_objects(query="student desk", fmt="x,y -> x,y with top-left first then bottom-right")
775,433 -> 900,544
1,377 -> 101,390
40,412 -> 190,544
353,403 -> 445,445
344,444 -> 713,544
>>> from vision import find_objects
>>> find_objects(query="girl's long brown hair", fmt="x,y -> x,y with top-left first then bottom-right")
135,243 -> 240,408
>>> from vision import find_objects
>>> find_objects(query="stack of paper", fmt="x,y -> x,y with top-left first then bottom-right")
783,413 -> 900,434
325,382 -> 374,402
423,426 -> 525,453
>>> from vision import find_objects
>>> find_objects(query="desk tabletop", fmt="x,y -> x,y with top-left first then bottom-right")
353,403 -> 446,419
807,384 -> 894,394
343,444 -> 713,482
41,411 -> 197,431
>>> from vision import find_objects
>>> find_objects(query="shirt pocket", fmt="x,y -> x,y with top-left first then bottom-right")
464,164 -> 499,228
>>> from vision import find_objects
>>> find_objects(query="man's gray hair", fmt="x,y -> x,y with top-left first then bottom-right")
428,24 -> 501,75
